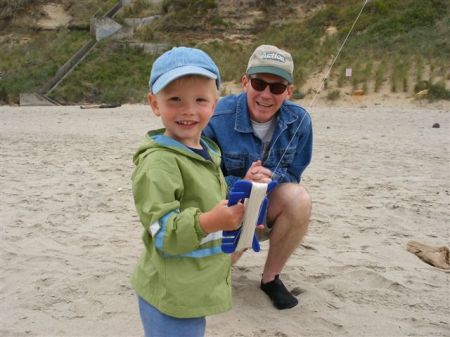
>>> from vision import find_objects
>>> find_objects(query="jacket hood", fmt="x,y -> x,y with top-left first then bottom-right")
133,128 -> 222,166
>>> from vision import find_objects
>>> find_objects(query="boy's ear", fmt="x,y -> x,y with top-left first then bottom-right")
147,93 -> 160,117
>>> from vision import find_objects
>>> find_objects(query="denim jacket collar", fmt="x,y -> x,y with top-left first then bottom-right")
234,93 -> 299,133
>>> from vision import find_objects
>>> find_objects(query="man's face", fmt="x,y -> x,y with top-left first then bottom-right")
242,73 -> 293,123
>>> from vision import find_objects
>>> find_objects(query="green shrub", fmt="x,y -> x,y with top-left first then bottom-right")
415,56 -> 424,82
414,80 -> 430,93
50,42 -> 155,104
136,26 -> 155,42
374,60 -> 387,92
427,82 -> 450,101
0,31 -> 88,102
0,0 -> 41,19
199,41 -> 249,82
327,90 -> 341,101
292,89 -> 305,100
122,0 -> 153,17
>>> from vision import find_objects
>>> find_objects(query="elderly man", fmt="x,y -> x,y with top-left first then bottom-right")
203,44 -> 313,309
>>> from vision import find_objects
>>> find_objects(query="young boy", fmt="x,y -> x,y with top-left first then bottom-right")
131,47 -> 245,337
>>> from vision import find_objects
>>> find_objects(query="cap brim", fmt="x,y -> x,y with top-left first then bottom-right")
247,66 -> 293,83
151,66 -> 218,94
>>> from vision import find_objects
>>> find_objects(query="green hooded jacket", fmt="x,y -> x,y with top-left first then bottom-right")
131,129 -> 231,318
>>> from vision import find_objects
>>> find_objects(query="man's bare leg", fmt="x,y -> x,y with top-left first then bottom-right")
260,183 -> 311,309
262,183 -> 311,281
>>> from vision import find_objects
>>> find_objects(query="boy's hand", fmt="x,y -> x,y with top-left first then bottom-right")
199,200 -> 245,234
244,160 -> 272,183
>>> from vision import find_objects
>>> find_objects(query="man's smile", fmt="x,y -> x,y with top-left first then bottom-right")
256,101 -> 273,108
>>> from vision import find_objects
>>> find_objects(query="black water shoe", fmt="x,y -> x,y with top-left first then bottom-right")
260,275 -> 298,309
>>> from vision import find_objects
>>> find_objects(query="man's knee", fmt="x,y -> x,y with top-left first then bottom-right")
295,184 -> 312,213
268,183 -> 312,222
272,183 -> 311,209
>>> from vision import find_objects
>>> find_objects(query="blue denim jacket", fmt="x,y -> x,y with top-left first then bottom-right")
203,93 -> 313,189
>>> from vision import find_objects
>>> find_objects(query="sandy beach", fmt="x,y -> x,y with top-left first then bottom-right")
1,101 -> 449,337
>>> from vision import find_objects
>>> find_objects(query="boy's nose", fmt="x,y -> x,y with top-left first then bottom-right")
183,103 -> 196,115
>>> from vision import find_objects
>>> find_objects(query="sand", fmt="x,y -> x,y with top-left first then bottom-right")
1,101 -> 449,337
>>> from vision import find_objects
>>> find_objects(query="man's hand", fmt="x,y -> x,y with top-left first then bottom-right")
244,160 -> 272,183
199,200 -> 245,233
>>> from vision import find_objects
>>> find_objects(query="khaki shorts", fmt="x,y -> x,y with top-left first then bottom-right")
255,221 -> 272,242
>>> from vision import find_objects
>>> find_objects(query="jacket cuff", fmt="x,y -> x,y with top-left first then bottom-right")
194,210 -> 207,240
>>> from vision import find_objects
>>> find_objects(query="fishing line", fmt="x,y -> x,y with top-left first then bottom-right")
269,0 -> 370,177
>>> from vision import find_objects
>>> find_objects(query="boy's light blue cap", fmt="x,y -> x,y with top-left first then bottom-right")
149,47 -> 221,94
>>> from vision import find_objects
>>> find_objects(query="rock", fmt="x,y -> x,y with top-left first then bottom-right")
325,26 -> 338,35
432,123 -> 440,128
36,4 -> 71,30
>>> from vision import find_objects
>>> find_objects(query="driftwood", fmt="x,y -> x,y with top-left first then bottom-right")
80,103 -> 121,109
407,240 -> 450,271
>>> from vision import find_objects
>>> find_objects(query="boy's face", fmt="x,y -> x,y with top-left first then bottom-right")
242,73 -> 293,123
148,76 -> 217,148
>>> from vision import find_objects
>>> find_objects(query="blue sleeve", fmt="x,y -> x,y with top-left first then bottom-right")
202,122 -> 215,140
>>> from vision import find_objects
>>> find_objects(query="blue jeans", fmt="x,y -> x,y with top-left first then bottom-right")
138,296 -> 206,337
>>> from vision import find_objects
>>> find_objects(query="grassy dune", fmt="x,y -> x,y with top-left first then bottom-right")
0,0 -> 449,104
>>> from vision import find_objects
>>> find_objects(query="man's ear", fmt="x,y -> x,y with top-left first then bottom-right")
147,93 -> 160,117
286,84 -> 294,100
241,74 -> 249,92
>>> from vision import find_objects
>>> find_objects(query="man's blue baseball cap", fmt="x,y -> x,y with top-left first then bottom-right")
149,47 -> 221,94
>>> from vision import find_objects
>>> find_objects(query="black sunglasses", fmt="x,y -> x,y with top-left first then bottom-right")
249,77 -> 288,95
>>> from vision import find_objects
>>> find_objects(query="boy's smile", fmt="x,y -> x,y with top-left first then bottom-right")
148,76 -> 217,148
176,120 -> 199,127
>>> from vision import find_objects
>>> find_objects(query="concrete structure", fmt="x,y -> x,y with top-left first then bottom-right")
24,1 -> 126,105
124,15 -> 159,28
110,26 -> 135,40
19,93 -> 60,106
26,0 -> 171,106
91,17 -> 123,41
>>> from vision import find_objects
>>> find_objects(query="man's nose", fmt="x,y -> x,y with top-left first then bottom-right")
260,85 -> 273,97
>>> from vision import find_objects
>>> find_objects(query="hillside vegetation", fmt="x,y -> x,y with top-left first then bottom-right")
0,0 -> 449,104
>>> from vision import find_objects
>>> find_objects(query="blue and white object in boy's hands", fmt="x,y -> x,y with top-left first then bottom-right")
221,180 -> 278,253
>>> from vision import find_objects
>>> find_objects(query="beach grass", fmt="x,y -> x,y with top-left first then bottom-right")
0,0 -> 449,104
